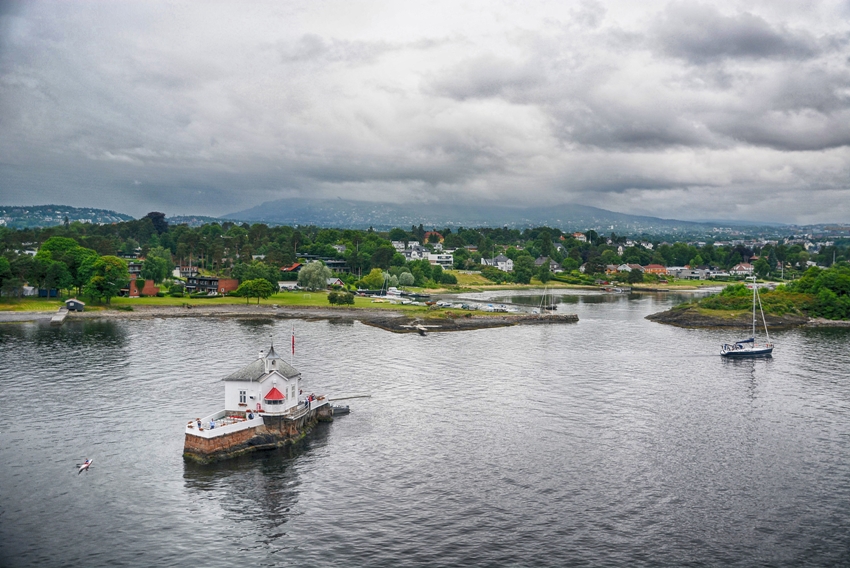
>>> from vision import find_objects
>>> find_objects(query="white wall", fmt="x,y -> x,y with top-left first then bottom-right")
224,380 -> 261,412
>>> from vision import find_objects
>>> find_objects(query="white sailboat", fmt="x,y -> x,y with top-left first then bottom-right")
721,276 -> 774,358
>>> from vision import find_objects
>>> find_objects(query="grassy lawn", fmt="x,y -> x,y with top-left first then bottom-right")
0,291 -> 445,314
694,307 -> 751,319
0,297 -> 68,311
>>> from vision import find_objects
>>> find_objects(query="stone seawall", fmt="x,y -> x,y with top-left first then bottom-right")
183,406 -> 333,463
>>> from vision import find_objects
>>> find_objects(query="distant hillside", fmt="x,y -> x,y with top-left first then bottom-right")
166,214 -> 253,228
226,198 -> 775,236
0,205 -> 134,229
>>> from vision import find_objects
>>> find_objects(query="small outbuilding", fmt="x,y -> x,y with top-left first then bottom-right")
65,298 -> 85,312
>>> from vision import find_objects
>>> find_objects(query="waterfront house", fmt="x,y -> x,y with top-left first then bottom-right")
184,344 -> 331,463
643,264 -> 667,275
129,278 -> 160,297
185,276 -> 239,294
224,344 -> 301,414
65,298 -> 85,312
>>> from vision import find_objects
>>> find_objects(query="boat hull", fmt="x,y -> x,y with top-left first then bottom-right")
721,346 -> 773,358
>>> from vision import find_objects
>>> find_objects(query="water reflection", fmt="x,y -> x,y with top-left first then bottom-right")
183,424 -> 331,534
236,318 -> 276,329
0,319 -> 128,348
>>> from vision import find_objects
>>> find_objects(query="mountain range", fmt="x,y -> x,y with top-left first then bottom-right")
226,198 -> 774,236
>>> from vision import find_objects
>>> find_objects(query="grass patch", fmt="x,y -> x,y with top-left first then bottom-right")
452,272 -> 492,286
0,298 -> 66,311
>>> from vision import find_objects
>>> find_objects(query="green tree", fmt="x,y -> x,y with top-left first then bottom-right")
44,261 -> 73,294
754,257 -> 771,278
84,256 -> 129,304
236,278 -> 275,304
388,228 -> 408,242
140,256 -> 171,284
232,260 -> 278,287
513,256 -> 535,284
430,264 -> 443,284
440,272 -> 458,285
328,291 -> 355,305
0,256 -> 12,292
359,268 -> 385,290
398,271 -> 415,287
537,263 -> 552,283
627,268 -> 644,284
370,245 -> 396,269
297,261 -> 333,291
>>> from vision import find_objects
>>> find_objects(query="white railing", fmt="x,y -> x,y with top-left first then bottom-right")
184,410 -> 264,439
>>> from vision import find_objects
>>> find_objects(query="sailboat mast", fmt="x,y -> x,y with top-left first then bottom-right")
752,278 -> 757,340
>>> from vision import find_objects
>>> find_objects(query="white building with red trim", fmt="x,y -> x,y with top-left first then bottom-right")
184,342 -> 331,463
223,344 -> 301,414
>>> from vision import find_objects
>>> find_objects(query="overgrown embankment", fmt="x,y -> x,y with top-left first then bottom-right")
647,265 -> 850,328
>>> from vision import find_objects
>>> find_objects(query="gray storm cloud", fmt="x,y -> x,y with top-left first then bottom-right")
0,0 -> 849,224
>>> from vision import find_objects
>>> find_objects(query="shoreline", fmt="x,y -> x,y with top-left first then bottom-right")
645,306 -> 850,329
0,303 -> 579,332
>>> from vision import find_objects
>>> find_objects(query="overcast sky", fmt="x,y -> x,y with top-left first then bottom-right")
2,0 -> 850,224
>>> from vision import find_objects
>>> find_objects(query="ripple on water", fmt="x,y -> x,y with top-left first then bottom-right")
1,300 -> 850,567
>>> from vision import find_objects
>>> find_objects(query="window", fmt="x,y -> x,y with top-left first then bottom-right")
239,390 -> 246,404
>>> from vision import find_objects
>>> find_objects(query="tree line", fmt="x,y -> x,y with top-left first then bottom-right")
1,212 -> 847,300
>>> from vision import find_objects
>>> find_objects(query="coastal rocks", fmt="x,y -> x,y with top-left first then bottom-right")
361,313 -> 578,333
646,306 -> 808,329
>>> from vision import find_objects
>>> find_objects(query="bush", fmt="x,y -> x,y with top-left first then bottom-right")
481,266 -> 510,283
441,272 -> 458,285
328,291 -> 355,305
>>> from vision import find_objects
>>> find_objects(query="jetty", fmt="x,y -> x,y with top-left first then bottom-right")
50,308 -> 68,325
183,343 -> 331,463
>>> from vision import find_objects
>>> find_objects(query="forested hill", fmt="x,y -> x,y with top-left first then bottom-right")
0,205 -> 133,229
225,198 -> 773,237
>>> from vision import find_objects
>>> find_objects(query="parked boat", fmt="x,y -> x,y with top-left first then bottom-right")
331,405 -> 350,415
721,277 -> 774,358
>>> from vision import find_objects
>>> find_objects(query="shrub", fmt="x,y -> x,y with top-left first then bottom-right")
328,291 -> 355,305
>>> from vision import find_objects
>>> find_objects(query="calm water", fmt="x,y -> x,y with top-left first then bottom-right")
1,290 -> 849,567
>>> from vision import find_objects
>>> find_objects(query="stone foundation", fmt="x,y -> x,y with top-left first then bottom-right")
183,405 -> 333,463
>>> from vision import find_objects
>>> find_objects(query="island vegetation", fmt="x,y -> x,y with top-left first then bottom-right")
648,264 -> 850,327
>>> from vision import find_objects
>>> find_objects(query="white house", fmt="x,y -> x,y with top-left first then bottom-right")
223,344 -> 301,415
482,254 -> 513,272
428,253 -> 454,268
730,263 -> 754,275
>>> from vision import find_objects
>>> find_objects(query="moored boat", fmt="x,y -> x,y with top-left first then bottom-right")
721,277 -> 774,358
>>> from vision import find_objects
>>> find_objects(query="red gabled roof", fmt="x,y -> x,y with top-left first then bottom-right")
281,263 -> 302,272
264,387 -> 285,400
